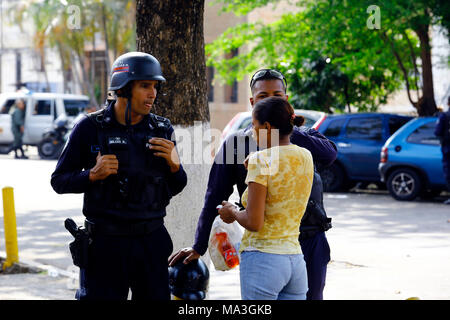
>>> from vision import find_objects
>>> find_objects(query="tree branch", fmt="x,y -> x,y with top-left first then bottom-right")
402,30 -> 421,101
380,31 -> 417,107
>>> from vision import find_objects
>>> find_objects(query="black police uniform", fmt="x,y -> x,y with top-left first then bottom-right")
51,102 -> 187,300
299,169 -> 332,300
435,110 -> 450,192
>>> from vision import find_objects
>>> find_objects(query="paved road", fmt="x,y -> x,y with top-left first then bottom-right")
0,148 -> 449,300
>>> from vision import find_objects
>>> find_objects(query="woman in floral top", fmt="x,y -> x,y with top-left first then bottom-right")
219,96 -> 314,300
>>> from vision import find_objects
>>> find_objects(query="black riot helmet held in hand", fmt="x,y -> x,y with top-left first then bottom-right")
168,259 -> 210,300
108,52 -> 166,126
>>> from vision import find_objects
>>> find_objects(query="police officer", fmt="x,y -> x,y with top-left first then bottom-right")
434,96 -> 450,205
169,69 -> 337,300
51,52 -> 187,300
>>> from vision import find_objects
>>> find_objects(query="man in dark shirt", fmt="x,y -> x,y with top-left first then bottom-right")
434,96 -> 450,205
51,52 -> 187,300
169,69 -> 337,300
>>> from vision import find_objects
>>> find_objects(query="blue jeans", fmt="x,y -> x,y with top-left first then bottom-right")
239,251 -> 308,300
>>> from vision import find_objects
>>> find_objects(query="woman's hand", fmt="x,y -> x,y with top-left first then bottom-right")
218,201 -> 238,224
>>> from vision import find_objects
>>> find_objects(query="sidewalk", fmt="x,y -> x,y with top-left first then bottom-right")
1,192 -> 450,300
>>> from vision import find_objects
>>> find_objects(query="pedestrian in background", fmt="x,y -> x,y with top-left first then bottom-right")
434,96 -> 450,205
9,98 -> 28,159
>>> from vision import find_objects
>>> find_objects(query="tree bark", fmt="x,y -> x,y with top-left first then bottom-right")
135,1 -> 211,262
415,24 -> 437,116
135,0 -> 209,126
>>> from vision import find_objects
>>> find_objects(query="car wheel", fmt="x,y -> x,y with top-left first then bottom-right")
320,163 -> 346,192
387,168 -> 422,201
38,138 -> 62,160
0,144 -> 12,154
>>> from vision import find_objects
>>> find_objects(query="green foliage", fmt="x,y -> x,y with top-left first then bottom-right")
10,0 -> 136,104
207,0 -> 448,113
211,0 -> 283,16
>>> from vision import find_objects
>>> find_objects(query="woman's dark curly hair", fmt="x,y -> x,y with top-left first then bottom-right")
252,97 -> 305,136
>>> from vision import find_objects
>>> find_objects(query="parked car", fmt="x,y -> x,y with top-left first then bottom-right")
378,117 -> 447,201
0,92 -> 89,153
313,112 -> 413,192
221,109 -> 326,141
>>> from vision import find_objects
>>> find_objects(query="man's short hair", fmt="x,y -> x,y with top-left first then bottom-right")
250,69 -> 287,92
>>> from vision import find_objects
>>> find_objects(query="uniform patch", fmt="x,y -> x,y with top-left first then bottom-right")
108,136 -> 128,146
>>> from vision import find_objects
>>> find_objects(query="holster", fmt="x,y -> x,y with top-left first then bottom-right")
65,218 -> 91,269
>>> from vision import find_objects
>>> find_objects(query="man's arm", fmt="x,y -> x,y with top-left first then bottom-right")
192,136 -> 239,255
290,126 -> 337,168
434,113 -> 445,137
152,126 -> 188,196
50,118 -> 95,194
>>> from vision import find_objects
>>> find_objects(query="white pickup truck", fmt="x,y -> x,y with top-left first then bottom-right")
0,92 -> 89,152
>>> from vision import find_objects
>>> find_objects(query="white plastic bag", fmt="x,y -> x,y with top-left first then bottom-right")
208,215 -> 243,271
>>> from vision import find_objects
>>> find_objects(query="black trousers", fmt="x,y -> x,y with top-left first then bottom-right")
76,225 -> 173,300
300,231 -> 331,300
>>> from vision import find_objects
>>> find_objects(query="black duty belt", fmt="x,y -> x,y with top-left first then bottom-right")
299,226 -> 323,240
84,218 -> 163,236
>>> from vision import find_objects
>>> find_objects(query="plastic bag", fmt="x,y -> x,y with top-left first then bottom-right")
208,215 -> 243,271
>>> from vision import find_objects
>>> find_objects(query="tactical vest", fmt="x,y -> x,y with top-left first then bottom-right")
84,105 -> 173,220
300,170 -> 332,234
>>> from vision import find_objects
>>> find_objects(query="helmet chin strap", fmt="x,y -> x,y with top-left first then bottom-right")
123,86 -> 132,131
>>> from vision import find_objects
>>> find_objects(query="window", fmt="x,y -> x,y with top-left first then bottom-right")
302,117 -> 316,128
407,122 -> 440,145
33,99 -> 53,115
323,119 -> 346,137
64,99 -> 89,116
207,66 -> 214,102
346,117 -> 382,140
224,49 -> 238,103
1,99 -> 18,114
389,117 -> 410,136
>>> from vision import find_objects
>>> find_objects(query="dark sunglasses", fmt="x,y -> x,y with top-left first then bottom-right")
250,69 -> 287,89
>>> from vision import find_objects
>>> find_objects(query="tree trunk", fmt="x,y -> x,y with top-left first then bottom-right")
56,43 -> 69,93
136,0 -> 209,126
415,24 -> 437,116
76,51 -> 98,107
136,0 -> 211,263
100,2 -> 111,77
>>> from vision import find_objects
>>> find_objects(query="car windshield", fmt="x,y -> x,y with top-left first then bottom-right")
235,116 -> 251,130
64,99 -> 89,116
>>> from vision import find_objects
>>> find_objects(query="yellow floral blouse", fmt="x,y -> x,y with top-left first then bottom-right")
240,144 -> 314,254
